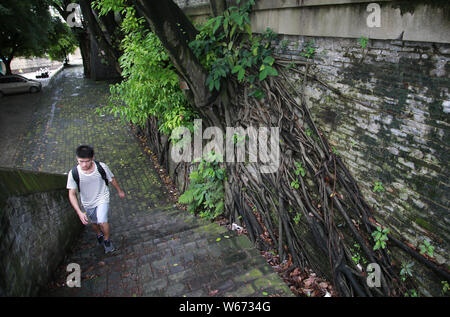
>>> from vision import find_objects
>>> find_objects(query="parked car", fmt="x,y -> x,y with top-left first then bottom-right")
0,74 -> 42,97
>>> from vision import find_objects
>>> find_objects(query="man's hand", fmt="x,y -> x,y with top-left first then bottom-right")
111,177 -> 125,199
78,212 -> 89,225
69,189 -> 89,225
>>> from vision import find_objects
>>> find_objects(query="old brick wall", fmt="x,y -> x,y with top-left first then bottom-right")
272,35 -> 449,295
0,169 -> 83,296
274,35 -> 449,260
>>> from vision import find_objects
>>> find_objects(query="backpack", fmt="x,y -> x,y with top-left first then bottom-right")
71,160 -> 109,192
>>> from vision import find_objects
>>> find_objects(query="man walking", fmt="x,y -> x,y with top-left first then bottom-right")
67,145 -> 125,253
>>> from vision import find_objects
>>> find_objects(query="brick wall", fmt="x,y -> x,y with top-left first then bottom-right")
0,169 -> 83,296
271,36 -> 450,268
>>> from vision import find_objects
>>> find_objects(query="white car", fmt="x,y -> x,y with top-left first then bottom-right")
0,74 -> 42,97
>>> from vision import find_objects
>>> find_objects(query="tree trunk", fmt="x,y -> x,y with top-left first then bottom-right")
50,0 -> 92,78
79,0 -> 122,77
133,0 -> 216,110
4,58 -> 12,75
76,30 -> 92,78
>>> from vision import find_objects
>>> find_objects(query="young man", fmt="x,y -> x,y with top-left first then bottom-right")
67,145 -> 125,253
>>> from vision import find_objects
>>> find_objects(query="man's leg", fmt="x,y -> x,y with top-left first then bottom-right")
85,207 -> 104,243
91,223 -> 102,236
96,203 -> 114,252
99,222 -> 110,241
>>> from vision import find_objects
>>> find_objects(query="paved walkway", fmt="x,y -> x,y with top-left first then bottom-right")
3,65 -> 292,297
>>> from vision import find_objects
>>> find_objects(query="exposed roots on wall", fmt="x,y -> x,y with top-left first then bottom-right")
217,59 -> 450,296
138,58 -> 450,297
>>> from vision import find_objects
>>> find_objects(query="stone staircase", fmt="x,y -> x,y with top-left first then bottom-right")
42,205 -> 293,297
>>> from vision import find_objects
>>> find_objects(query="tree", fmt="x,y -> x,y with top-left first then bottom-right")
47,17 -> 78,65
50,0 -> 123,78
0,0 -> 53,74
79,0 -> 123,77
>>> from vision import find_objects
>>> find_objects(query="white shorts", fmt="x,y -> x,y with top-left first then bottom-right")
84,203 -> 109,224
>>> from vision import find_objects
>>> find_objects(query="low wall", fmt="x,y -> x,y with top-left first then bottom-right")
0,168 -> 83,296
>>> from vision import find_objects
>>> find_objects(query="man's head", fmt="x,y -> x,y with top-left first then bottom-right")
76,145 -> 94,171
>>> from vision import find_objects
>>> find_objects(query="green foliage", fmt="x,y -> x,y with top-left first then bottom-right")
189,0 -> 278,94
290,179 -> 300,190
300,40 -> 316,59
0,0 -> 54,71
94,4 -> 197,135
293,213 -> 302,225
290,161 -> 306,190
331,147 -> 339,155
305,128 -> 312,137
358,36 -> 369,49
280,39 -> 289,50
404,289 -> 419,297
371,226 -> 390,251
294,161 -> 306,177
400,261 -> 414,281
47,17 -> 78,63
419,239 -> 435,258
441,281 -> 449,294
178,152 -> 225,220
373,181 -> 385,193
350,243 -> 367,266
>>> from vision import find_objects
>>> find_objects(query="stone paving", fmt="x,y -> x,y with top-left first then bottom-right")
4,65 -> 293,297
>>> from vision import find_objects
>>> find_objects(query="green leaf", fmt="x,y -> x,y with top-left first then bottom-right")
263,56 -> 275,65
231,65 -> 241,74
238,68 -> 245,81
214,79 -> 220,91
259,69 -> 268,81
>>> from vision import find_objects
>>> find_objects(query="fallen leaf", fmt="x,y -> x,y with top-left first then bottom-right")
304,277 -> 315,288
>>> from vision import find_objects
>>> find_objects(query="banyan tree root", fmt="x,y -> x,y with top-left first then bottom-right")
218,60 -> 449,297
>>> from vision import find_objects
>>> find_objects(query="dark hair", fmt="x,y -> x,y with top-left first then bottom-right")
76,145 -> 94,159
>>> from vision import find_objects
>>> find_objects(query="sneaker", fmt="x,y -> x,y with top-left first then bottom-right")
103,240 -> 115,254
96,234 -> 104,245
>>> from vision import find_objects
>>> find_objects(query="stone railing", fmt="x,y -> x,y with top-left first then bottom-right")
0,168 -> 83,296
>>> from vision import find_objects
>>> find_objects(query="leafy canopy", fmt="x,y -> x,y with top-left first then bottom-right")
94,3 -> 197,135
0,0 -> 53,60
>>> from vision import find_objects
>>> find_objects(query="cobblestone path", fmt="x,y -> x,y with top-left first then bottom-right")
10,65 -> 292,297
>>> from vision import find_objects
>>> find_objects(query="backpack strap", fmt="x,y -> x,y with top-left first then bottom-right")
95,160 -> 109,187
71,166 -> 80,192
71,161 -> 109,192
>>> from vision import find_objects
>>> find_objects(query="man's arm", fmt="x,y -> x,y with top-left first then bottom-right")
110,177 -> 125,198
68,189 -> 89,225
